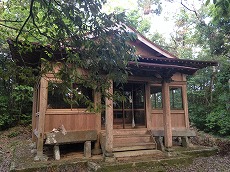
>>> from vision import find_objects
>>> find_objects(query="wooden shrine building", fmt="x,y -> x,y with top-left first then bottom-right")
8,27 -> 217,161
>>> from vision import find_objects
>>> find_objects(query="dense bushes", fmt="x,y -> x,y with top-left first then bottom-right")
0,85 -> 33,130
188,60 -> 230,137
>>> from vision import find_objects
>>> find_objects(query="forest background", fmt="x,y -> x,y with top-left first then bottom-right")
0,0 -> 229,137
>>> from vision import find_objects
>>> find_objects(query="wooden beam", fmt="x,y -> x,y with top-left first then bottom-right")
145,82 -> 152,129
105,80 -> 113,156
182,84 -> 189,128
36,77 -> 48,158
129,61 -> 199,72
162,80 -> 172,148
32,86 -> 37,142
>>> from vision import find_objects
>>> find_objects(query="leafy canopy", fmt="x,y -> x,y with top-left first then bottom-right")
0,0 -> 138,128
2,0 -> 138,96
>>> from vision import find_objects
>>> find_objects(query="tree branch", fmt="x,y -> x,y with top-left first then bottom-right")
0,23 -> 41,42
180,0 -> 199,19
16,0 -> 35,43
0,23 -> 20,31
29,0 -> 62,42
30,10 -> 54,41
0,19 -> 23,22
53,0 -> 61,6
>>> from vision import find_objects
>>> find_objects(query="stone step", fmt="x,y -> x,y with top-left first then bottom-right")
113,143 -> 156,152
113,149 -> 164,159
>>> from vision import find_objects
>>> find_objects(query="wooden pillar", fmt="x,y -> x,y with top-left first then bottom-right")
36,77 -> 48,158
145,82 -> 152,129
162,80 -> 172,148
105,80 -> 113,156
32,86 -> 37,142
182,84 -> 189,128
92,91 -> 102,155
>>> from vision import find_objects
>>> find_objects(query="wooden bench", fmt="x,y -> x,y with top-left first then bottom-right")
150,129 -> 196,151
45,130 -> 97,160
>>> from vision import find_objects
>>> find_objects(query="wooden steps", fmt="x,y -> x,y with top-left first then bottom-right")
100,129 -> 157,153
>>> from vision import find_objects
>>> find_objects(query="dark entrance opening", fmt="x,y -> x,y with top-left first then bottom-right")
113,82 -> 146,129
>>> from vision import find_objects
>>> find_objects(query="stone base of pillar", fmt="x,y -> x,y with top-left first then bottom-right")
54,145 -> 60,160
165,147 -> 174,152
104,151 -> 114,157
181,136 -> 190,148
165,147 -> 174,157
155,136 -> 165,151
84,141 -> 92,158
34,152 -> 48,161
104,156 -> 116,163
103,150 -> 115,162
92,148 -> 102,155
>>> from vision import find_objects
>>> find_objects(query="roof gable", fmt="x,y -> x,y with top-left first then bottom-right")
126,25 -> 177,59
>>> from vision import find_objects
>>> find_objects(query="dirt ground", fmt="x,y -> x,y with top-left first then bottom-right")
0,126 -> 33,172
0,126 -> 230,172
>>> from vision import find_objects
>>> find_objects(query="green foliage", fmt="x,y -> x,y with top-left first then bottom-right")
12,85 -> 33,124
169,3 -> 230,137
199,1 -> 230,56
206,108 -> 230,135
7,131 -> 19,138
102,3 -> 152,35
150,32 -> 166,46
126,10 -> 151,34
206,59 -> 230,136
187,57 -> 230,136
0,0 -> 139,129
137,0 -> 162,15
0,85 -> 33,130
12,85 -> 33,103
206,0 -> 230,20
0,95 -> 12,129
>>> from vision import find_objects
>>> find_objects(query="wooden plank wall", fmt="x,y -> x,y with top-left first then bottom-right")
44,110 -> 96,132
151,110 -> 186,129
151,110 -> 164,129
171,111 -> 186,128
149,73 -> 188,130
